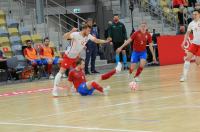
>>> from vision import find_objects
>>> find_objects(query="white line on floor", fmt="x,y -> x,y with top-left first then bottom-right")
0,122 -> 152,132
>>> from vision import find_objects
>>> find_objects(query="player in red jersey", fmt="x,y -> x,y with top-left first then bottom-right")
67,58 -> 122,96
52,24 -> 111,96
117,22 -> 156,83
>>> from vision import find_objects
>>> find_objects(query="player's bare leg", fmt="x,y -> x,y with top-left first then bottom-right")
86,62 -> 122,95
180,52 -> 194,82
195,56 -> 200,66
52,67 -> 66,96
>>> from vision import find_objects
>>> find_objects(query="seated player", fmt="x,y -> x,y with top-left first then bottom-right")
40,37 -> 60,79
23,40 -> 42,77
67,58 -> 122,96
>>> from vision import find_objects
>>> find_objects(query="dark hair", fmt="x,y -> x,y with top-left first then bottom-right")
81,24 -> 92,30
26,40 -> 32,44
76,58 -> 85,66
193,9 -> 200,13
44,37 -> 49,42
113,14 -> 119,16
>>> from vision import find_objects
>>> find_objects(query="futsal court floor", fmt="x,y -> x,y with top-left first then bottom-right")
0,64 -> 200,132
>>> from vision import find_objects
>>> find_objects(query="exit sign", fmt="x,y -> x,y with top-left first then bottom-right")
73,8 -> 80,13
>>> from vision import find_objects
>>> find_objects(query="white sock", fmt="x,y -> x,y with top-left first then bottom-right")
53,72 -> 62,91
183,61 -> 190,77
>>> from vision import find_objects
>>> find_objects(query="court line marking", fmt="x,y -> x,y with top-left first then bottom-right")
13,93 -> 186,122
0,122 -> 152,132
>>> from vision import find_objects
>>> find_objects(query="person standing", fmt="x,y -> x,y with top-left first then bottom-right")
180,9 -> 200,82
117,22 -> 156,82
108,14 -> 128,70
85,19 -> 100,74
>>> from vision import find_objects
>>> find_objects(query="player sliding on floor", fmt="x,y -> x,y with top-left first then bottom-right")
117,22 -> 156,87
52,24 -> 111,96
180,9 -> 200,82
67,58 -> 122,96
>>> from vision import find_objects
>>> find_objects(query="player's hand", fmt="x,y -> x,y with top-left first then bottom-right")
71,28 -> 78,32
116,48 -> 122,54
181,41 -> 186,50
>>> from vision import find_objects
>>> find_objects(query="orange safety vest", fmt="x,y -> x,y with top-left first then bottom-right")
43,47 -> 53,58
26,48 -> 37,60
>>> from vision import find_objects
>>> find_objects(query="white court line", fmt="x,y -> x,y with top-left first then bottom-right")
13,94 -> 186,122
0,122 -> 151,132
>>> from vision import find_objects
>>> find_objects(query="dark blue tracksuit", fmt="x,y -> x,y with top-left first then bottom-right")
85,26 -> 99,72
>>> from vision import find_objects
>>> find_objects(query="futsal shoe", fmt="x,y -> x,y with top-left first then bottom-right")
180,75 -> 187,82
103,86 -> 111,96
52,88 -> 59,97
49,74 -> 54,79
134,77 -> 140,82
116,62 -> 122,73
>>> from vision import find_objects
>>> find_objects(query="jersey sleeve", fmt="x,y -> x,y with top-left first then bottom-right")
187,22 -> 193,32
23,48 -> 28,56
69,32 -> 78,39
88,34 -> 96,41
131,32 -> 137,40
68,71 -> 74,82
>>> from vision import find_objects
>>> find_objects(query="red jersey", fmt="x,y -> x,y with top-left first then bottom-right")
68,69 -> 86,89
40,46 -> 54,58
131,31 -> 152,52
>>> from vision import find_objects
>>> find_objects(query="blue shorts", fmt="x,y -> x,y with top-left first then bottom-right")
29,59 -> 42,65
42,57 -> 60,65
77,82 -> 95,96
131,50 -> 147,63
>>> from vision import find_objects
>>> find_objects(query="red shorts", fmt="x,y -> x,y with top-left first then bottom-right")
61,54 -> 77,69
188,44 -> 200,56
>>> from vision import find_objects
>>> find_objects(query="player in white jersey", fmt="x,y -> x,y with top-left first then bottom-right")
180,9 -> 200,82
52,24 -> 111,96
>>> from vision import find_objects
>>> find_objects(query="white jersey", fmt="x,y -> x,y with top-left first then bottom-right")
65,32 -> 95,58
187,20 -> 200,45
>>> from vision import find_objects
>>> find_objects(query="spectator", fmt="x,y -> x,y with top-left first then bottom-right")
23,40 -> 42,77
188,0 -> 197,7
85,18 -> 100,74
173,0 -> 188,8
104,21 -> 115,63
0,49 -> 4,59
108,14 -> 128,70
40,37 -> 60,79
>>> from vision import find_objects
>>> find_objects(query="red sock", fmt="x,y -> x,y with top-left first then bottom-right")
91,81 -> 103,93
129,67 -> 134,74
134,67 -> 143,78
47,64 -> 52,74
101,69 -> 116,80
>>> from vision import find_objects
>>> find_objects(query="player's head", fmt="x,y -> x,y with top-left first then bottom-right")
192,9 -> 200,21
81,24 -> 92,36
76,58 -> 85,70
26,40 -> 32,48
44,37 -> 50,46
113,14 -> 119,23
139,22 -> 148,33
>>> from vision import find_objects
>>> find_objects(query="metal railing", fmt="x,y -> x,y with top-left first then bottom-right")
138,0 -> 178,33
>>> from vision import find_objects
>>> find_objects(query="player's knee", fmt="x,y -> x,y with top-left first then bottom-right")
122,50 -> 126,54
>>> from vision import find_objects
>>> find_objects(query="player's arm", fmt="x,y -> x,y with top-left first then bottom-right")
182,30 -> 191,49
149,42 -> 157,62
63,28 -> 77,40
23,49 -> 32,61
116,38 -> 133,53
39,48 -> 45,59
90,35 -> 111,44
